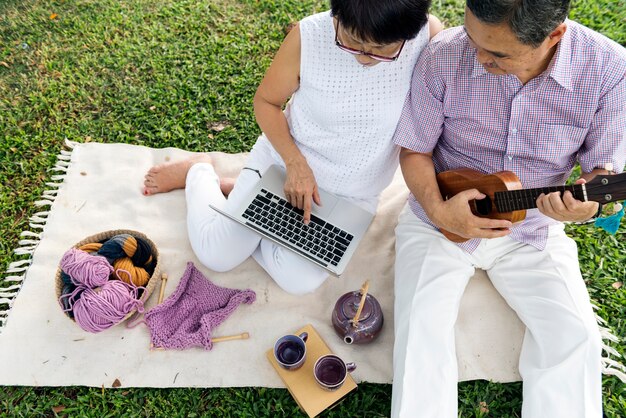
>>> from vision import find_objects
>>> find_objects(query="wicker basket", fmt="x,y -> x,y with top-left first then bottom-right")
55,229 -> 161,324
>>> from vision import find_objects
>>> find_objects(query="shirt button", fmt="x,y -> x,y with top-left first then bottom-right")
507,155 -> 513,161
511,128 -> 518,134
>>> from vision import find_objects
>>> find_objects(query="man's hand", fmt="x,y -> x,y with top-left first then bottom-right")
283,160 -> 321,225
429,188 -> 513,239
536,178 -> 599,222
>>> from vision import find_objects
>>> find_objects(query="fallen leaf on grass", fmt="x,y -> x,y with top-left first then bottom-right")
209,121 -> 229,132
52,405 -> 66,414
479,401 -> 489,413
612,282 -> 622,290
0,61 -> 9,68
50,13 -> 58,20
112,378 -> 122,388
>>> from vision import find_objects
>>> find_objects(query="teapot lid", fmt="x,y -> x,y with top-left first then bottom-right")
339,292 -> 374,322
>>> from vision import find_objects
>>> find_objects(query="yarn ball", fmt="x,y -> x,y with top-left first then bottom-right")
60,282 -> 79,318
72,280 -> 144,333
60,248 -> 114,288
60,271 -> 74,286
96,234 -> 156,287
79,242 -> 103,253
97,234 -> 153,268
113,257 -> 150,287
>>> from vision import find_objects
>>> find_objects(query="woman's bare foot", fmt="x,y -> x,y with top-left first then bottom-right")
143,154 -> 212,195
220,177 -> 236,197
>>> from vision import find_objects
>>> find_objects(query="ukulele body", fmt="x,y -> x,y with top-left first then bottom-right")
436,169 -> 526,242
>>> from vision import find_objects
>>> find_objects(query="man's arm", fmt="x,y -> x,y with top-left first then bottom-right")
399,148 -> 513,240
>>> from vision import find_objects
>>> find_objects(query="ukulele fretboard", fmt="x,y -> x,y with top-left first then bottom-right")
494,185 -> 585,213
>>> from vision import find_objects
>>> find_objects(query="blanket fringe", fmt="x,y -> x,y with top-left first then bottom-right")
591,306 -> 626,383
0,140 -> 76,334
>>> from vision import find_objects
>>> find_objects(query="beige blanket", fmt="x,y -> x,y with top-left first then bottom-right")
0,141 -> 530,388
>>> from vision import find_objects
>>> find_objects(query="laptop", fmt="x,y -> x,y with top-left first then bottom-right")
210,164 -> 374,276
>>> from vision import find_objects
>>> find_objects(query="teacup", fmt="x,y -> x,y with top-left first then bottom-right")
313,354 -> 356,391
273,332 -> 308,370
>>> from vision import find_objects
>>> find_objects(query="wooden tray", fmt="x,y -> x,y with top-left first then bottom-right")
266,324 -> 357,418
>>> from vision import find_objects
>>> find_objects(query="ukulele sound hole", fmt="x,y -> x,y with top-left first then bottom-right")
473,196 -> 492,216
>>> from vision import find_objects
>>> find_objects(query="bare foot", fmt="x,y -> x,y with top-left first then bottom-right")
220,177 -> 236,197
143,154 -> 212,195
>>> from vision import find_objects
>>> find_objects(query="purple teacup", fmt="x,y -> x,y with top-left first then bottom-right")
273,332 -> 308,370
313,354 -> 356,391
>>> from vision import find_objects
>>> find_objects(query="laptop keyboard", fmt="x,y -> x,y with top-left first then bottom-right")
241,188 -> 354,267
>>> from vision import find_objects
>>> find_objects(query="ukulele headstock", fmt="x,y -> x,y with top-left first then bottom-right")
585,172 -> 626,204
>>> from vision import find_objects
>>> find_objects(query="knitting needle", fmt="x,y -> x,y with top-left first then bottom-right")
158,273 -> 168,304
150,273 -> 169,350
212,332 -> 250,343
151,332 -> 250,351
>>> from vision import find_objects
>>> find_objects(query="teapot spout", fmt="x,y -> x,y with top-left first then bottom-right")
343,330 -> 357,345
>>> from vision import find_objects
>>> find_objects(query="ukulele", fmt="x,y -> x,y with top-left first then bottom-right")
436,168 -> 626,243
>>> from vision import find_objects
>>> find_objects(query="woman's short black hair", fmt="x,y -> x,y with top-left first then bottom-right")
330,0 -> 431,44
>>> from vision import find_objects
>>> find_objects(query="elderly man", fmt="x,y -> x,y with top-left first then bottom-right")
391,0 -> 626,417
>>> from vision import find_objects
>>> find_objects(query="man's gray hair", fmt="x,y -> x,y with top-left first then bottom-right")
466,0 -> 570,47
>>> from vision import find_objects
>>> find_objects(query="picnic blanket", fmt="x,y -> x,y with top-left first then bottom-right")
0,141 -> 622,388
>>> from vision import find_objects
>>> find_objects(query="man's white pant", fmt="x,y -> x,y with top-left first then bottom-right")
184,140 -> 329,295
391,204 -> 602,418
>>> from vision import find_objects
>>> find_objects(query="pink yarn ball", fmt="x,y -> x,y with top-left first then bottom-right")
72,280 -> 144,333
60,248 -> 113,288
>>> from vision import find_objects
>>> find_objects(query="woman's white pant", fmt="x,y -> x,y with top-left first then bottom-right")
391,204 -> 602,418
184,141 -> 329,295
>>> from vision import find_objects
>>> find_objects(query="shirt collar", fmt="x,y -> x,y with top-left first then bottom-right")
468,20 -> 573,90
546,20 -> 573,90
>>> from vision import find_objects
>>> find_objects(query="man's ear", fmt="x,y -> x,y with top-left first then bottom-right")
547,23 -> 567,47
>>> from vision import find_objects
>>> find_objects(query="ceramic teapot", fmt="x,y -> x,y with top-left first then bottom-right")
331,280 -> 384,344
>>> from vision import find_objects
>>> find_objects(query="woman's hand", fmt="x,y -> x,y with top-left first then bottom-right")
284,159 -> 321,224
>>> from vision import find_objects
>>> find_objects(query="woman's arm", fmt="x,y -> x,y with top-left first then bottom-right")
253,23 -> 320,224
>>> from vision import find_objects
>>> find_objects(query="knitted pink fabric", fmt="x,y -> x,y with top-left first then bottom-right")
145,262 -> 256,350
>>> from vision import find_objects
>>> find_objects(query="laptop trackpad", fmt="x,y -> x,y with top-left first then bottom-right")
312,189 -> 339,219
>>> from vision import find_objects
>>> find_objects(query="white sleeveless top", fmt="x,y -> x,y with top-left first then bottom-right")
260,11 -> 429,202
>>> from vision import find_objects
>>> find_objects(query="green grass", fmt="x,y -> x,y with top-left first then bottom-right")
1,0 -> 625,416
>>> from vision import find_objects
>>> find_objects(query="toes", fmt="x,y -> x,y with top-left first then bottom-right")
147,166 -> 161,176
143,186 -> 159,196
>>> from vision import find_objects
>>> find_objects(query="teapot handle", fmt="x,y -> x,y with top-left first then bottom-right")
351,280 -> 370,326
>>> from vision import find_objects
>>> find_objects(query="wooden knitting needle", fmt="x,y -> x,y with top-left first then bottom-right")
150,273 -> 168,350
151,332 -> 250,351
157,273 -> 168,304
212,332 -> 250,343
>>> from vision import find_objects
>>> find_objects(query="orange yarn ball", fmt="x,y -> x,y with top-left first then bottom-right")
79,242 -> 103,253
113,257 -> 150,287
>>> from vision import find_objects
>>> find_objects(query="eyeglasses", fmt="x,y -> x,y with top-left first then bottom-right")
334,20 -> 405,62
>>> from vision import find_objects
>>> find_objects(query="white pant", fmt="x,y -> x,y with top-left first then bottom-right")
392,204 -> 602,418
184,140 -> 329,295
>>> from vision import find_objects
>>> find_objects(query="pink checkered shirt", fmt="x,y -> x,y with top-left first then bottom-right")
394,21 -> 626,252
